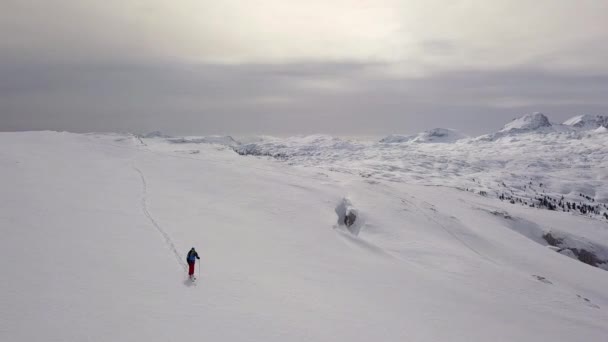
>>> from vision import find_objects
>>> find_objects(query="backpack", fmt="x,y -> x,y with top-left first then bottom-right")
187,250 -> 196,263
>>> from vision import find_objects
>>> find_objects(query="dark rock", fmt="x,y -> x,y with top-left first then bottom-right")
542,232 -> 563,247
344,211 -> 357,227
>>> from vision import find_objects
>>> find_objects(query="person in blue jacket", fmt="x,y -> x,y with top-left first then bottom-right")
186,247 -> 200,279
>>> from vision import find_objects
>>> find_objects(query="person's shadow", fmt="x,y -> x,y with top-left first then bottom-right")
183,278 -> 196,287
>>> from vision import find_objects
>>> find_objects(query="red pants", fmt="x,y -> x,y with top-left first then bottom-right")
188,262 -> 195,276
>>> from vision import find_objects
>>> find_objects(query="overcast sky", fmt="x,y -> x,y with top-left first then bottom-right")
2,0 -> 608,136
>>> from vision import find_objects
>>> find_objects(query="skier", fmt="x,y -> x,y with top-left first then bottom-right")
186,247 -> 200,280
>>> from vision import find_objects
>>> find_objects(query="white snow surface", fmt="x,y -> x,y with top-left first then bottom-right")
2,127 -> 608,341
235,116 -> 608,209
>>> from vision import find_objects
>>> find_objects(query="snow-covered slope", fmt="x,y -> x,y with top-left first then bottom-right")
2,131 -> 608,341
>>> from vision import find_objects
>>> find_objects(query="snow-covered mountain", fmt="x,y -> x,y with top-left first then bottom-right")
140,132 -> 241,147
166,135 -> 240,147
594,126 -> 608,134
2,113 -> 608,341
476,112 -> 608,141
380,128 -> 468,143
563,114 -> 608,130
476,112 -> 564,140
142,130 -> 167,138
501,112 -> 552,132
233,113 -> 608,218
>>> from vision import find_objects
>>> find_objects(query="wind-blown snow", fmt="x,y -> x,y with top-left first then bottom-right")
2,114 -> 608,341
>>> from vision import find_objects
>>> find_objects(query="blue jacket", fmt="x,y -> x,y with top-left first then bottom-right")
187,249 -> 200,264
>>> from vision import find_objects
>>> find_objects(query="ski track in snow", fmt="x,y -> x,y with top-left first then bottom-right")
134,166 -> 187,271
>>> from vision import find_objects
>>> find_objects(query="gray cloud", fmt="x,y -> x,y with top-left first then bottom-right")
1,1 -> 608,135
2,60 -> 608,135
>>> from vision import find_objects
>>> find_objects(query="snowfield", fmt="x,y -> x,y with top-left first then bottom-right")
2,114 -> 608,341
235,113 -> 608,212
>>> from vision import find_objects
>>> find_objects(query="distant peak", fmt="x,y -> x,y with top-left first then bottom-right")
563,114 -> 608,129
380,128 -> 467,143
500,112 -> 551,132
593,126 -> 608,134
143,131 -> 166,138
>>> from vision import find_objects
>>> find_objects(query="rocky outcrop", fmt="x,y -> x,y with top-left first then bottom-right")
543,232 -> 607,269
335,198 -> 361,235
